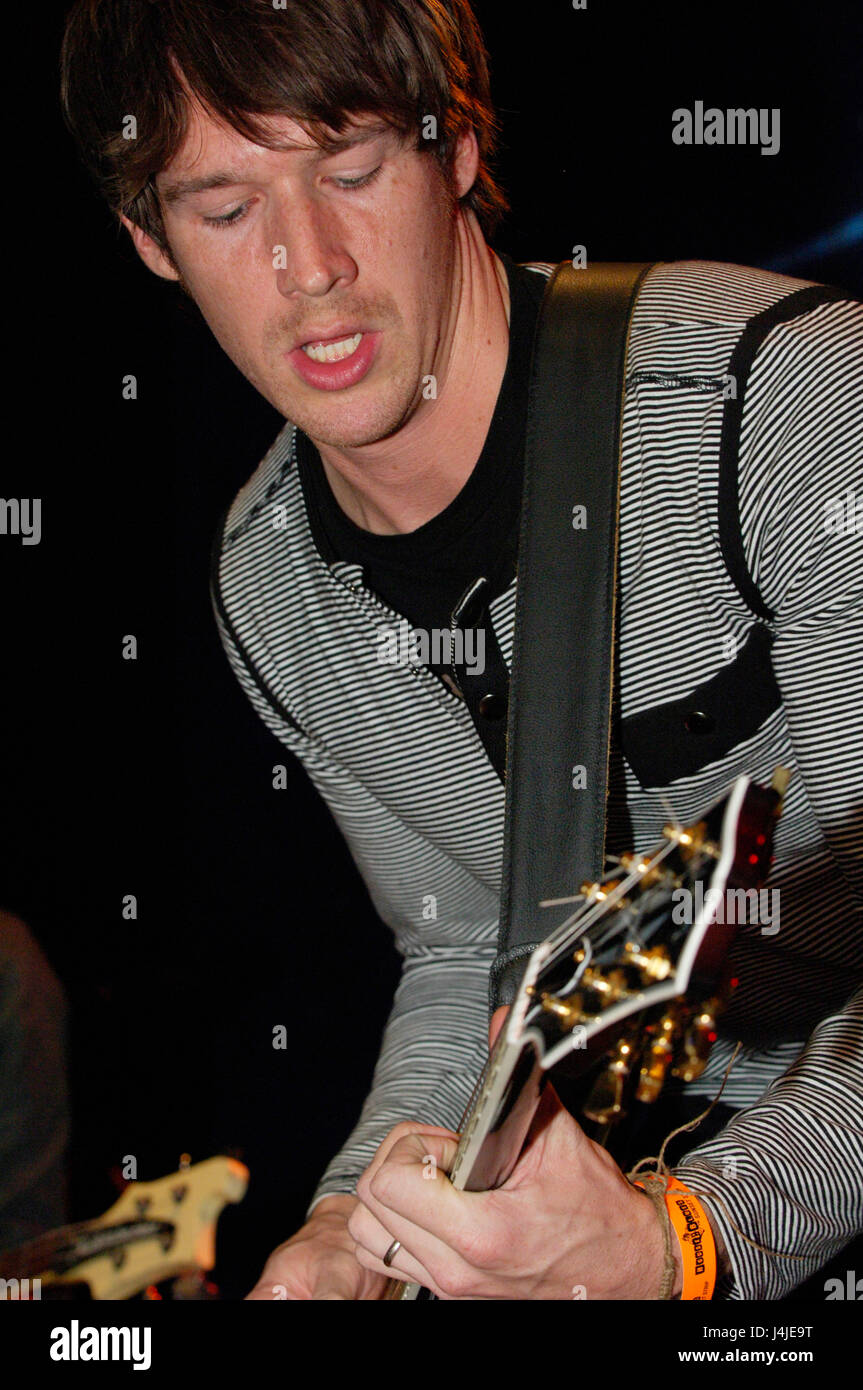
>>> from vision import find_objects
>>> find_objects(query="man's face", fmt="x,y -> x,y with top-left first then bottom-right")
133,102 -> 477,449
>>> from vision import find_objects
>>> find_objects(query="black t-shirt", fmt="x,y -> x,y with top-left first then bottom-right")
295,252 -> 546,776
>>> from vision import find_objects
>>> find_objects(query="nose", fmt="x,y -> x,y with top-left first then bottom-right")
272,189 -> 358,300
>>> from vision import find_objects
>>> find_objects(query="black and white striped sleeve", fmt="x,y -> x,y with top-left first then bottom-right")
306,945 -> 493,1214
675,984 -> 863,1299
675,294 -> 863,1298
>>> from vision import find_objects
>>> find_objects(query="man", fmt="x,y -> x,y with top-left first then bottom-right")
61,0 -> 862,1300
0,912 -> 69,1254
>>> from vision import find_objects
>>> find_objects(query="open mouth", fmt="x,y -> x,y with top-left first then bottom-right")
288,329 -> 382,391
301,332 -> 364,364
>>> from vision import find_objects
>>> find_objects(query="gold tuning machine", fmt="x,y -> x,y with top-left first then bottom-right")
671,1000 -> 720,1082
579,880 -> 629,908
580,966 -> 631,1001
537,965 -> 634,1027
582,1032 -> 639,1125
661,820 -> 720,861
618,853 -> 669,888
635,1008 -> 681,1103
538,991 -> 585,1027
622,940 -> 673,982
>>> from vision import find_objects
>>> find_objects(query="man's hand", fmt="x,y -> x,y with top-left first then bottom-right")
245,1194 -> 387,1300
348,1008 -> 682,1300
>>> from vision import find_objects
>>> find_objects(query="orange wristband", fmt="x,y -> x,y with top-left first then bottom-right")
664,1176 -> 717,1300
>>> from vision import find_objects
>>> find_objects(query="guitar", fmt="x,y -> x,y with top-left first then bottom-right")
0,1156 -> 248,1300
386,771 -> 787,1299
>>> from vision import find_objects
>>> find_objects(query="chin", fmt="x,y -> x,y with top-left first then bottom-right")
282,385 -> 419,450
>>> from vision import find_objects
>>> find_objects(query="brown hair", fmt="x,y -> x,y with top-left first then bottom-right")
60,0 -> 509,256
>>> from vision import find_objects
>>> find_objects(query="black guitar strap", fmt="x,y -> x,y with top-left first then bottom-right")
490,261 -> 655,1011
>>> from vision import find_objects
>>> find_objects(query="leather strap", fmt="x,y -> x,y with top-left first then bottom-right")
490,261 -> 655,1009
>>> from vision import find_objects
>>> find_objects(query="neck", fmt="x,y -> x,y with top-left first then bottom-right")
314,212 -> 511,535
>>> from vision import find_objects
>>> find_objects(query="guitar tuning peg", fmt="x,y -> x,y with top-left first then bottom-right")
671,1000 -> 720,1082
622,941 -> 672,981
635,1009 -> 681,1103
539,991 -> 582,1026
580,879 -> 628,906
662,819 -> 721,860
582,1033 -> 638,1125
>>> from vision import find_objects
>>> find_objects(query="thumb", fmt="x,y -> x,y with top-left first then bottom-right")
489,1004 -> 509,1050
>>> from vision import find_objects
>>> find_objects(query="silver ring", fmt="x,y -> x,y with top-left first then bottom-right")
382,1239 -> 402,1268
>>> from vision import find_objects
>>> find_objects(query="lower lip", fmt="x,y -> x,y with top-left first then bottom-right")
287,331 -> 381,391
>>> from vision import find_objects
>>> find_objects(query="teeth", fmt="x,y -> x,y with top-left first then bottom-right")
302,332 -> 362,363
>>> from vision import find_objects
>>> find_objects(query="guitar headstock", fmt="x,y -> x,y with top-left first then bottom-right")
39,1156 -> 249,1300
505,773 -> 784,1118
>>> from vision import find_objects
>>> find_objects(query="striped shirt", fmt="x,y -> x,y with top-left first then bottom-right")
212,258 -> 863,1298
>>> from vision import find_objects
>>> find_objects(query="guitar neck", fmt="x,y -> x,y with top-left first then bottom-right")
0,1218 -> 174,1285
385,1031 -> 547,1300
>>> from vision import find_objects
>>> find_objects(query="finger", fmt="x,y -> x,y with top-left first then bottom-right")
362,1121 -> 460,1188
353,1124 -> 468,1286
359,1128 -> 501,1270
348,1200 -> 449,1295
354,1129 -> 464,1277
352,1128 -> 483,1289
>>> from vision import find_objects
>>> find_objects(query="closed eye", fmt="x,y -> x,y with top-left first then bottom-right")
332,166 -> 382,190
203,201 -> 252,229
202,165 -> 383,229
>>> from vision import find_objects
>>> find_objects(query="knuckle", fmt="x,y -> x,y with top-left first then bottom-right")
391,1121 -> 419,1142
453,1223 -> 498,1270
368,1166 -> 396,1204
353,1242 -> 374,1270
434,1262 -> 475,1299
345,1208 -> 361,1242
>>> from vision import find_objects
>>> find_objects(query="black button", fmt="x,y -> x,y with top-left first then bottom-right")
684,709 -> 715,735
478,693 -> 506,721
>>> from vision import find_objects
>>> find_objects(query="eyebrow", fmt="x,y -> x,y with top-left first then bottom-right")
159,125 -> 392,206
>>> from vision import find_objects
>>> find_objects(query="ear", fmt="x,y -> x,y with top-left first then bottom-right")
119,214 -> 181,282
451,125 -> 480,201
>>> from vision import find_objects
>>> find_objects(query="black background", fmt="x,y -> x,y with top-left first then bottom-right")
3,0 -> 861,1300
